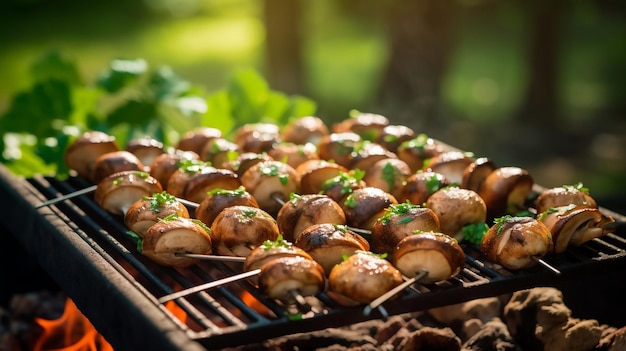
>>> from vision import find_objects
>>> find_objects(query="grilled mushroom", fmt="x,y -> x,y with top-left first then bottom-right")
91,151 -> 145,184
396,134 -> 443,173
175,127 -> 223,156
371,203 -> 441,257
538,204 -> 616,253
535,183 -> 598,214
363,158 -> 412,200
297,159 -> 349,195
426,186 -> 487,240
240,160 -> 300,216
64,131 -> 120,180
480,216 -> 553,270
341,187 -> 399,231
141,216 -> 212,268
200,137 -> 240,169
349,141 -> 397,171
426,150 -> 474,186
267,142 -> 319,169
125,136 -> 165,170
148,150 -> 200,188
234,123 -> 281,154
281,116 -> 329,145
316,132 -> 362,168
318,169 -> 367,204
195,186 -> 259,227
328,250 -> 403,305
294,223 -> 370,274
397,171 -> 450,206
478,166 -> 534,221
244,237 -> 314,285
277,193 -> 346,243
393,232 -> 465,284
375,124 -> 416,153
461,157 -> 497,193
332,113 -> 389,141
166,160 -> 241,204
94,170 -> 163,215
224,152 -> 274,178
257,256 -> 326,305
211,205 -> 280,257
124,191 -> 190,237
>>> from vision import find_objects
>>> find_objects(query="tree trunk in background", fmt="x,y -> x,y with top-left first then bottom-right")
263,0 -> 304,95
377,0 -> 456,130
518,0 -> 565,128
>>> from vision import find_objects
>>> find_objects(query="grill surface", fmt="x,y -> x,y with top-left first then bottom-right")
1,164 -> 625,350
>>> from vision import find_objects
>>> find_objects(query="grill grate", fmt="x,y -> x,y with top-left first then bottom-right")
1,165 -> 625,351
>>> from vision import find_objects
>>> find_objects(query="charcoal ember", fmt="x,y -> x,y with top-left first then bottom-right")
399,326 -> 462,351
427,297 -> 503,326
504,287 -> 604,351
377,315 -> 423,349
225,328 -> 379,351
461,317 -> 517,351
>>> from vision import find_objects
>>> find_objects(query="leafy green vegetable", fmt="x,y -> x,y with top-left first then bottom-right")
461,222 -> 489,245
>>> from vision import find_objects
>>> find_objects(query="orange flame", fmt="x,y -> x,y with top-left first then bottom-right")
33,297 -> 113,351
164,300 -> 188,324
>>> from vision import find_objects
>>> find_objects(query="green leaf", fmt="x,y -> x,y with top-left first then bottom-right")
107,99 -> 158,127
203,90 -> 234,133
97,58 -> 148,93
30,51 -> 82,86
149,66 -> 192,100
228,68 -> 270,126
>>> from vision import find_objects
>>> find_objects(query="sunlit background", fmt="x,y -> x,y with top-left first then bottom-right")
1,0 -> 625,212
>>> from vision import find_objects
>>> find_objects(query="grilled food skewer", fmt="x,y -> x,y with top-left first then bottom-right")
35,184 -> 98,209
174,253 -> 246,263
158,269 -> 261,303
363,270 -> 428,318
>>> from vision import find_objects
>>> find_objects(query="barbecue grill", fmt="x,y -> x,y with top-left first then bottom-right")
1,163 -> 625,351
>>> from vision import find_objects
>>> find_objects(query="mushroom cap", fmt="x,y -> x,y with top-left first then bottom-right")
183,167 -> 241,204
141,217 -> 212,268
91,150 -> 145,184
328,250 -> 403,304
349,141 -> 397,171
397,171 -> 450,205
478,167 -> 534,221
316,132 -> 361,168
64,131 -> 120,180
426,187 -> 487,240
363,157 -> 411,200
244,240 -> 314,285
240,160 -> 300,216
148,150 -> 200,188
257,256 -> 326,304
224,152 -> 274,178
175,127 -> 223,155
319,169 -> 367,204
294,223 -> 370,274
461,157 -> 497,192
538,205 -> 613,253
267,142 -> 319,170
94,170 -> 163,215
332,113 -> 389,141
234,123 -> 281,154
393,232 -> 465,284
371,204 -> 441,257
396,135 -> 443,173
426,150 -> 474,186
535,185 -> 597,214
124,192 -> 190,237
125,137 -> 165,170
297,159 -> 348,195
276,194 -> 346,243
341,187 -> 399,231
200,137 -> 240,169
376,124 -> 416,153
281,116 -> 329,145
195,186 -> 259,227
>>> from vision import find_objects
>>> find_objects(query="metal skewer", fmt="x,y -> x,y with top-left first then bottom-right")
532,256 -> 561,275
174,252 -> 246,263
362,270 -> 428,319
35,185 -> 98,209
158,269 -> 261,303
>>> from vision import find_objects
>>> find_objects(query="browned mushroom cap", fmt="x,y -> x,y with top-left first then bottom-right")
480,216 -> 553,270
319,169 -> 367,204
125,136 -> 165,170
426,186 -> 487,240
296,159 -> 348,195
165,160 -> 208,198
294,223 -> 370,274
124,191 -> 190,238
148,150 -> 200,188
276,194 -> 346,243
195,186 -> 259,227
257,256 -> 326,305
281,116 -> 330,145
90,151 -> 145,184
223,152 -> 274,178
461,157 -> 497,192
371,203 -> 441,257
244,237 -> 314,285
94,170 -> 163,215
175,127 -> 223,155
393,232 -> 465,284
141,216 -> 212,268
332,113 -> 389,141
240,160 -> 300,216
538,204 -> 615,254
64,131 -> 120,180
397,171 -> 450,206
425,150 -> 474,186
234,123 -> 281,154
183,166 -> 241,204
535,183 -> 598,214
267,142 -> 319,169
363,158 -> 412,200
316,132 -> 362,168
328,250 -> 403,304
200,137 -> 240,169
478,167 -> 534,221
210,205 -> 280,257
396,134 -> 443,173
341,187 -> 399,231
376,124 -> 416,153
349,141 -> 398,172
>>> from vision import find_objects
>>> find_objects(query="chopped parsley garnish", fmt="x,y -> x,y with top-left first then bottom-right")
381,161 -> 396,191
424,173 -> 443,193
147,191 -> 177,212
493,215 -> 513,236
261,235 -> 291,250
207,186 -> 246,197
400,133 -> 429,155
343,193 -> 358,208
260,163 -> 289,185
563,182 -> 590,194
179,159 -> 211,174
192,219 -> 211,234
462,222 -> 489,245
378,202 -> 419,225
125,230 -> 143,253
321,169 -> 365,195
289,192 -> 302,205
537,204 -> 576,221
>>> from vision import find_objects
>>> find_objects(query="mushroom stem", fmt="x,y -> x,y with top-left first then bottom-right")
363,270 -> 428,318
35,185 -> 98,209
531,256 -> 561,275
290,289 -> 312,313
158,268 -> 261,303
174,252 -> 246,263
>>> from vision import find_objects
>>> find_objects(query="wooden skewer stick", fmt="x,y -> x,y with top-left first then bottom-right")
174,252 -> 246,263
35,185 -> 98,209
158,269 -> 261,303
362,270 -> 428,318
532,256 -> 561,275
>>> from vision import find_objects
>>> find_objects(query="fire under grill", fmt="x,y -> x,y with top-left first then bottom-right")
1,164 -> 625,351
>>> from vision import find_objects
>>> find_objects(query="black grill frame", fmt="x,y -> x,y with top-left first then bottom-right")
1,164 -> 625,351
